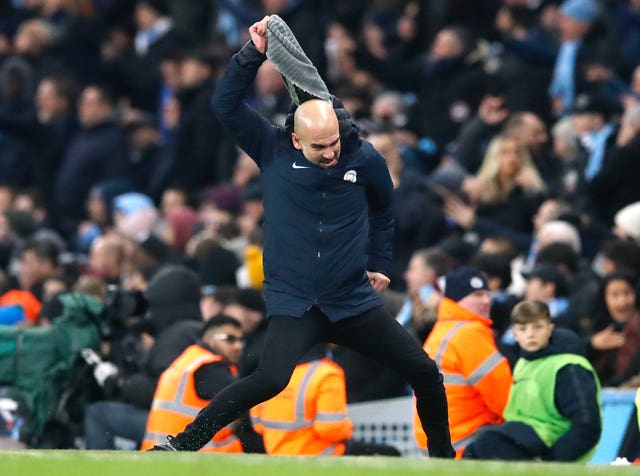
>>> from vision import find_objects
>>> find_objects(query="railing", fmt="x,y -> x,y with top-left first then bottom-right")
348,389 -> 638,463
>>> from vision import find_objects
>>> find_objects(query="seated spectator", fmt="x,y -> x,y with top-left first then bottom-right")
465,135 -> 546,233
414,267 -> 512,457
597,239 -> 640,277
84,265 -> 203,449
395,247 -> 452,342
588,271 -> 640,386
17,237 -> 62,302
369,133 -> 447,289
140,315 -> 245,452
464,300 -> 601,462
250,345 -> 400,457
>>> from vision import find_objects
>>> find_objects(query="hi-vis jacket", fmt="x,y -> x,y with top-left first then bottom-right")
250,358 -> 353,455
414,298 -> 512,457
140,345 -> 242,452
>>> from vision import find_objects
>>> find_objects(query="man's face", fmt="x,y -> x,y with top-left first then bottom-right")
525,277 -> 554,301
292,126 -> 341,167
78,87 -> 110,128
521,114 -> 549,151
513,319 -> 554,352
404,255 -> 435,296
205,324 -> 244,364
36,80 -> 67,122
457,289 -> 491,318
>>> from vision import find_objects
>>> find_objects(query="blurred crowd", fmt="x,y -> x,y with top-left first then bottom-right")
0,0 -> 640,456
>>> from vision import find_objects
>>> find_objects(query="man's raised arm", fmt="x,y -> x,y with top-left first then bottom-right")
212,16 -> 276,166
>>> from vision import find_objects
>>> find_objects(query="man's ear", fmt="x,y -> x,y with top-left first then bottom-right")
291,132 -> 302,150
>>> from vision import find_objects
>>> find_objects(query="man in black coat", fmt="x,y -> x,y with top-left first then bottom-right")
0,75 -> 77,201
172,50 -> 236,190
149,16 -> 455,458
52,85 -> 129,236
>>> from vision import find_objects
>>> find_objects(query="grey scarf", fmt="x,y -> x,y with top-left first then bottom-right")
265,15 -> 331,105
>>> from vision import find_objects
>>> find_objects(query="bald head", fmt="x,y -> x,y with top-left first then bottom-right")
294,100 -> 337,136
292,100 -> 341,167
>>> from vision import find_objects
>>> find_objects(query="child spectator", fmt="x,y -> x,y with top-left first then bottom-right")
464,300 -> 601,461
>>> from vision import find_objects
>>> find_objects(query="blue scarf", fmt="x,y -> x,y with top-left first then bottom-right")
584,123 -> 615,180
549,40 -> 581,115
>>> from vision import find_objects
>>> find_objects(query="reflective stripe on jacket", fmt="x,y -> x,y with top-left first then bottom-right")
250,358 -> 353,455
414,298 -> 512,456
140,344 -> 241,452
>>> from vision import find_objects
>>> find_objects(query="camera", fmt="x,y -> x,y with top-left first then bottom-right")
100,285 -> 149,340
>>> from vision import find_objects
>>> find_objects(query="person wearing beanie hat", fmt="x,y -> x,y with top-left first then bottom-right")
414,266 -> 512,458
148,17 -> 455,458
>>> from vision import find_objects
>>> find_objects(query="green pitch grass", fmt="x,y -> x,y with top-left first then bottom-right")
2,451 -> 637,476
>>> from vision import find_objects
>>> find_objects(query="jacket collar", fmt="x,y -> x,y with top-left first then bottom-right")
437,297 -> 493,326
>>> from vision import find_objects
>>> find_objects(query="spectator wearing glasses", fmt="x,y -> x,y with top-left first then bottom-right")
141,314 -> 245,452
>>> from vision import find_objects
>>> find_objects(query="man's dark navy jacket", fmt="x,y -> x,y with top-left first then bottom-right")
212,46 -> 394,322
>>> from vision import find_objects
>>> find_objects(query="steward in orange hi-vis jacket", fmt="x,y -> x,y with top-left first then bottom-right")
414,267 -> 512,458
250,348 -> 353,456
141,316 -> 245,452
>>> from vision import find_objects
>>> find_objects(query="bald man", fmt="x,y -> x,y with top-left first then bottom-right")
149,16 -> 455,458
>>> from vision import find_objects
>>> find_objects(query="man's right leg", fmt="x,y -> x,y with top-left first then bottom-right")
166,310 -> 329,451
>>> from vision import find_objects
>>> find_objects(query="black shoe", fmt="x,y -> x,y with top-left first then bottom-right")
147,436 -> 179,451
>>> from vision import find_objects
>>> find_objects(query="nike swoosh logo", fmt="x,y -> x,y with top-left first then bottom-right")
292,162 -> 310,169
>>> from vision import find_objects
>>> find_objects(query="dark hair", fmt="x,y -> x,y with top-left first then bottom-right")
602,239 -> 640,275
537,242 -> 579,274
23,238 -> 60,267
84,83 -> 118,106
480,236 -> 520,261
41,75 -> 78,109
592,270 -> 639,331
446,25 -> 473,56
202,314 -> 242,336
414,247 -> 453,277
473,253 -> 512,289
511,299 -> 551,325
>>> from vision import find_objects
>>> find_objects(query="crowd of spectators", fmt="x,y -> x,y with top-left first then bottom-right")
0,0 -> 640,457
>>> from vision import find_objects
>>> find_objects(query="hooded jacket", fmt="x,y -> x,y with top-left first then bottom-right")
212,42 -> 393,321
414,297 -> 512,456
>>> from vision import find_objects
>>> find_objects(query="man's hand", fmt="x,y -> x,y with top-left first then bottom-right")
249,16 -> 270,54
367,271 -> 390,292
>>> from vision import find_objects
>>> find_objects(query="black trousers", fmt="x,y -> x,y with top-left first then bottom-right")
172,305 -> 454,457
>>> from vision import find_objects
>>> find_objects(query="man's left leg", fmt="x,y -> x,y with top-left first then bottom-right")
331,306 -> 455,458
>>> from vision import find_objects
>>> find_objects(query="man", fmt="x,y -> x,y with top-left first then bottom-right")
414,266 -> 512,457
150,16 -> 455,458
0,75 -> 77,201
53,85 -> 130,234
172,50 -> 236,190
140,315 -> 244,452
396,247 -> 452,342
